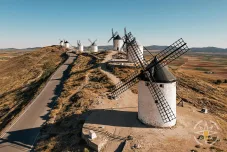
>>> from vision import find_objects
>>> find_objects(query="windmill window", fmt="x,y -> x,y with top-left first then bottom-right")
160,84 -> 164,88
145,82 -> 149,86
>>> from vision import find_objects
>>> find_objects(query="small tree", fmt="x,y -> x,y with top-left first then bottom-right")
215,79 -> 222,84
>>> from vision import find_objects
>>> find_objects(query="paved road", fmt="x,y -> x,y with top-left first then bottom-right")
0,52 -> 77,152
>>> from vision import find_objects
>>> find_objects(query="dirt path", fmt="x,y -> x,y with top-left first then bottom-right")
26,68 -> 43,85
99,51 -> 136,151
83,51 -> 139,151
99,51 -> 122,84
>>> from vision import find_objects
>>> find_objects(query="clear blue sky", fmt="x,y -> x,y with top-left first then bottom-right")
0,0 -> 226,48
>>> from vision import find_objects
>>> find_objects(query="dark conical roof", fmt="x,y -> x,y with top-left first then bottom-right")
152,57 -> 176,83
114,35 -> 122,40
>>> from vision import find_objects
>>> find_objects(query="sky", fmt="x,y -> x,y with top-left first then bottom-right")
0,0 -> 226,48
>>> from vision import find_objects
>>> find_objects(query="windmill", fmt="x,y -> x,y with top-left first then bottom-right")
64,40 -> 70,48
121,28 -> 144,62
88,39 -> 98,52
110,30 -> 190,127
59,39 -> 64,47
77,40 -> 84,52
108,28 -> 123,51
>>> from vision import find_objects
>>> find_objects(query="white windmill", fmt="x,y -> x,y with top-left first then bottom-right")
127,38 -> 144,63
121,28 -> 144,63
59,39 -> 64,47
108,28 -> 123,51
77,40 -> 84,52
64,40 -> 70,49
88,39 -> 98,52
110,30 -> 190,127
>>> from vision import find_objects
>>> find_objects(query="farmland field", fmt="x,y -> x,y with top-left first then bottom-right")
169,53 -> 227,88
145,52 -> 227,87
0,50 -> 29,62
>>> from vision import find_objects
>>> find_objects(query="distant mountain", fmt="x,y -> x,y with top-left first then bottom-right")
97,45 -> 167,51
25,47 -> 41,50
98,45 -> 227,53
98,45 -> 113,50
0,47 -> 41,51
0,48 -> 17,51
145,45 -> 227,53
144,45 -> 168,50
190,47 -> 227,53
83,45 -> 113,51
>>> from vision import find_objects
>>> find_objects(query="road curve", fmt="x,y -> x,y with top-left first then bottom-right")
0,52 -> 77,152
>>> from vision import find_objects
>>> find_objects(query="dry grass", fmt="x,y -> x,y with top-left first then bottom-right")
168,54 -> 227,118
111,65 -> 139,94
35,52 -> 113,152
0,46 -> 66,131
0,50 -> 29,62
0,46 -> 66,93
0,53 -> 21,62
174,69 -> 227,122
92,51 -> 109,60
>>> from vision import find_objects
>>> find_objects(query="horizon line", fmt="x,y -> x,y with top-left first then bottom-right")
0,45 -> 227,50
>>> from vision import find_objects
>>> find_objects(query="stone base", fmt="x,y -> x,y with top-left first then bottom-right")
82,126 -> 108,151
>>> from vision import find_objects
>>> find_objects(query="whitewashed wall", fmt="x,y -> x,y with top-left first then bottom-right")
79,45 -> 84,52
127,44 -> 143,63
113,39 -> 123,51
91,45 -> 98,52
138,81 -> 176,127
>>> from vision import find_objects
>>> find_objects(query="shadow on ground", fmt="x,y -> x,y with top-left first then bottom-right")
0,108 -> 146,151
86,109 -> 148,128
0,127 -> 41,151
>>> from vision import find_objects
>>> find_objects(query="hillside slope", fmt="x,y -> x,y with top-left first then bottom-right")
0,45 -> 67,131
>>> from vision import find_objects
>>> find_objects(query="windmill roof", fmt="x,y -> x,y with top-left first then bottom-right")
114,35 -> 122,40
152,57 -> 176,83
